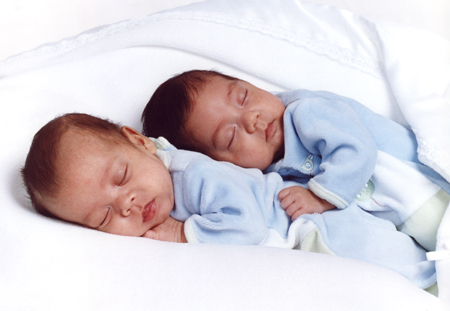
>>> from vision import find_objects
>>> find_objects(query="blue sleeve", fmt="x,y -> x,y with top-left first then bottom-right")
181,159 -> 272,245
287,95 -> 378,208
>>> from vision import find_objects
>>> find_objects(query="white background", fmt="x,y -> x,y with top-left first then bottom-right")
1,0 -> 449,62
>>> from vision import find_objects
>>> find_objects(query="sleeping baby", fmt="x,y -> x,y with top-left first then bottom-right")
23,113 -> 439,291
142,69 -> 450,253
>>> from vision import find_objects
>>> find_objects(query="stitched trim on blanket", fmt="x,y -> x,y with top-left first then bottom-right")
1,10 -> 381,78
414,128 -> 450,183
149,11 -> 382,76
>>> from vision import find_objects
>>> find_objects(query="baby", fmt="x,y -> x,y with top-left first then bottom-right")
21,113 -> 308,243
142,69 -> 450,252
22,113 -> 436,290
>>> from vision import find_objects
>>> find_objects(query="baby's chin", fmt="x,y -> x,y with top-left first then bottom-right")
249,148 -> 284,171
254,157 -> 279,171
271,145 -> 284,164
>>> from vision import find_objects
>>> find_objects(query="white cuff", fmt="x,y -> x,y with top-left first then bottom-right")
427,250 -> 450,261
308,179 -> 348,209
184,217 -> 199,243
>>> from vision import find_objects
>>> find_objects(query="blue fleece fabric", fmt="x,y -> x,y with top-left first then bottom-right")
167,149 -> 435,288
268,90 -> 449,208
169,149 -> 290,244
302,203 -> 436,289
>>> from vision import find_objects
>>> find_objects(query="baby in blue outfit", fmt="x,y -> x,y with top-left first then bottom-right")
142,70 -> 450,250
140,70 -> 450,291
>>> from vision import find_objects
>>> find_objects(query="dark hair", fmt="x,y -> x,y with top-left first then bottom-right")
21,113 -> 124,219
141,69 -> 238,150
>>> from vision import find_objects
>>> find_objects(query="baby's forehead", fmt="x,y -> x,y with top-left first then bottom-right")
57,128 -> 126,165
55,131 -> 133,186
198,74 -> 235,89
62,127 -> 124,146
59,128 -> 100,150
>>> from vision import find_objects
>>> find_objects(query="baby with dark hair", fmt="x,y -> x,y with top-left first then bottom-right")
142,69 -> 449,248
142,70 -> 239,152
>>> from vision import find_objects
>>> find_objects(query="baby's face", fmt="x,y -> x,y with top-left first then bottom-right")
47,127 -> 174,237
184,76 -> 285,170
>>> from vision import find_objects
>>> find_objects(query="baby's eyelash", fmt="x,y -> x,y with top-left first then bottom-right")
98,208 -> 111,228
241,89 -> 248,106
228,126 -> 237,149
119,165 -> 128,185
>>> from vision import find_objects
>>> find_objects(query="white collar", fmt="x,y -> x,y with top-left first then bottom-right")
155,149 -> 171,169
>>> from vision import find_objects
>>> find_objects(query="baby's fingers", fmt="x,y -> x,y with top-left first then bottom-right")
285,200 -> 307,217
278,188 -> 291,201
279,194 -> 295,210
291,209 -> 306,221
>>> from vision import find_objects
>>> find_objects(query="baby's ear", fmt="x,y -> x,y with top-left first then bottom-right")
121,126 -> 157,154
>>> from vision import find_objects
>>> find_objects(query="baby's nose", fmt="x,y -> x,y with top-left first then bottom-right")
118,192 -> 136,216
243,110 -> 261,133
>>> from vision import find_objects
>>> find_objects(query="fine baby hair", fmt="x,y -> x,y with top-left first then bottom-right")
21,113 -> 125,219
143,69 -> 286,170
141,69 -> 237,150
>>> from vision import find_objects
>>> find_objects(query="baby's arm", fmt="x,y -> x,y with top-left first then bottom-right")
171,155 -> 273,245
142,217 -> 187,243
288,96 -> 378,209
279,186 -> 334,220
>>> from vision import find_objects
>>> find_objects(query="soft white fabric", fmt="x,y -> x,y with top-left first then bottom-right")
1,0 -> 449,310
375,21 -> 450,182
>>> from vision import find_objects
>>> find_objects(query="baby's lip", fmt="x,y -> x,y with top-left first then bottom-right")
265,121 -> 275,141
142,200 -> 156,223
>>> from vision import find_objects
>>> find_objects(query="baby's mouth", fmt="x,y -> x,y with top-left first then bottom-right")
142,200 -> 157,223
265,121 -> 275,141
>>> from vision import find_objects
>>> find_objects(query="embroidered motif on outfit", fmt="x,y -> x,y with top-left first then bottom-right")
355,180 -> 375,202
301,155 -> 314,175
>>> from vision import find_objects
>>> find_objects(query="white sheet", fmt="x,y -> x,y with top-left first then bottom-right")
1,0 -> 448,61
1,1 -> 449,310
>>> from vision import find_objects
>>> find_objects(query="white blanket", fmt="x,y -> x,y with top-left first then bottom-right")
1,0 -> 449,310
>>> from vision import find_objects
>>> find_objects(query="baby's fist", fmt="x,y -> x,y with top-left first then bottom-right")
278,186 -> 334,220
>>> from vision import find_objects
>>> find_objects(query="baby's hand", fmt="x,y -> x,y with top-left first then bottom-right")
278,186 -> 334,220
142,217 -> 187,243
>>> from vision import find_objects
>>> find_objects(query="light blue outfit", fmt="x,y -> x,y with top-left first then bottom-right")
267,90 -> 450,226
154,141 -> 436,289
